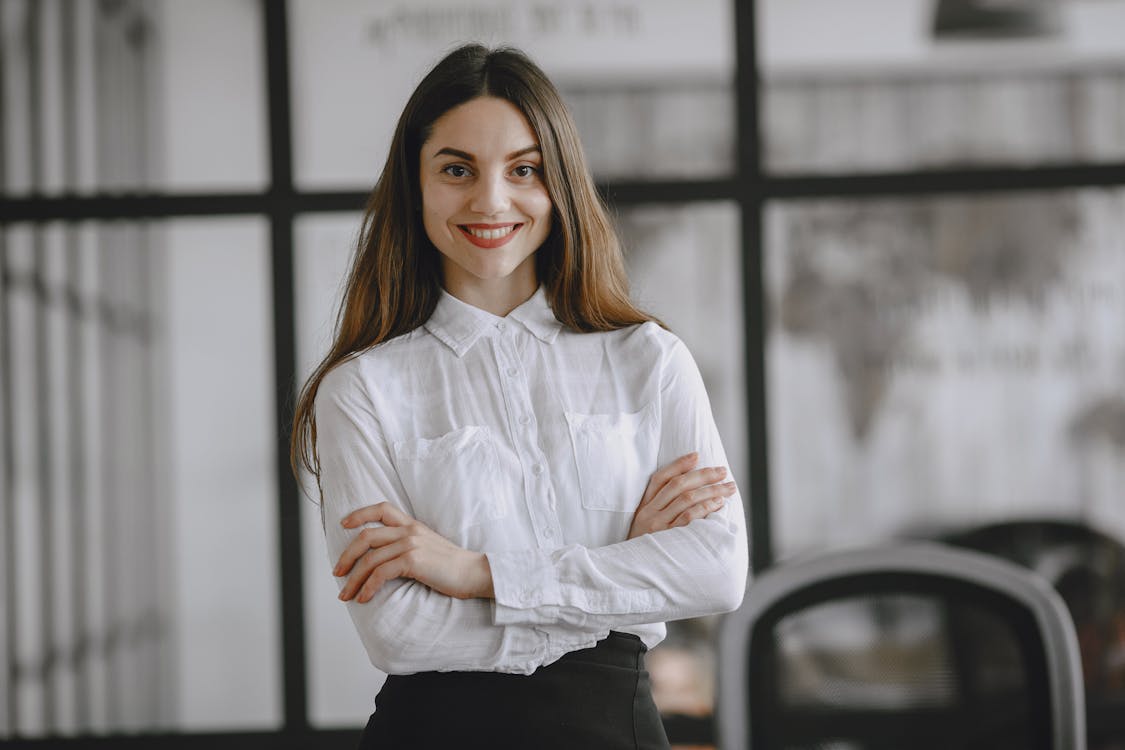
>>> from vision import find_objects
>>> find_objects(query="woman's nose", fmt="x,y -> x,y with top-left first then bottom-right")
469,172 -> 511,216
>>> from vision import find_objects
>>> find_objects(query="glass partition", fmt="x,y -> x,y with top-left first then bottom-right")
758,0 -> 1125,174
765,188 -> 1125,559
0,0 -> 267,196
288,0 -> 734,189
155,217 -> 281,730
293,212 -> 386,728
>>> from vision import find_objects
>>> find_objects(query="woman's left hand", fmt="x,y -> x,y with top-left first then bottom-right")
333,503 -> 495,602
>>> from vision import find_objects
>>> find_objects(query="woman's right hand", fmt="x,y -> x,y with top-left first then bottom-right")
627,452 -> 736,539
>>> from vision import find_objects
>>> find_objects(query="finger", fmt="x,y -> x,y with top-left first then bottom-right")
340,502 -> 408,529
670,496 -> 728,528
339,536 -> 415,601
355,541 -> 422,603
651,466 -> 728,512
334,525 -> 403,577
658,481 -> 735,524
639,453 -> 699,507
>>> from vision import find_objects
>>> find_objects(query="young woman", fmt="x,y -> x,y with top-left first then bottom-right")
291,43 -> 748,749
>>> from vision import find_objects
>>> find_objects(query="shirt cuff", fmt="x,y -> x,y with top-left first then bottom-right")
487,545 -> 664,627
487,548 -> 561,623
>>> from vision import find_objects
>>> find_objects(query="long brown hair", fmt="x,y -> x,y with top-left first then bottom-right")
291,43 -> 658,481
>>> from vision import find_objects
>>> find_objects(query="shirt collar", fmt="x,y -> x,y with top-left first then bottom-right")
424,287 -> 563,357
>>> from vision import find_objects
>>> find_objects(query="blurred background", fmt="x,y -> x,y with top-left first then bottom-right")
1,0 -> 1123,748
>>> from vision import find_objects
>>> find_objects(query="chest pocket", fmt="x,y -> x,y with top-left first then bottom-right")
565,402 -> 659,513
392,425 -> 508,537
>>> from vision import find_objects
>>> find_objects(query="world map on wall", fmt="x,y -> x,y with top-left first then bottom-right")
767,190 -> 1125,556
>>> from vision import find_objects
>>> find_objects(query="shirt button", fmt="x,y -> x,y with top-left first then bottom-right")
506,367 -> 519,377
496,322 -> 506,331
519,414 -> 531,426
532,464 -> 544,476
542,527 -> 554,539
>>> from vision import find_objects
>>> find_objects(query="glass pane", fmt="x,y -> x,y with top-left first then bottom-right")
156,217 -> 281,730
0,0 -> 267,196
5,227 -> 47,736
618,202 -> 747,488
774,596 -> 955,710
73,224 -> 112,734
0,218 -> 285,737
0,238 -> 9,738
293,212 -> 387,727
765,188 -> 1125,559
289,0 -> 734,189
617,201 -> 745,723
759,0 -> 1125,174
42,227 -> 78,732
152,0 -> 268,191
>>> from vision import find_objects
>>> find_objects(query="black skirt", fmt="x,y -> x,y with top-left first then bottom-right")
358,631 -> 671,750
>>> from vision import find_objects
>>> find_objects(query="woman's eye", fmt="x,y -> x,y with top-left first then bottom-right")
512,165 -> 538,178
442,164 -> 470,178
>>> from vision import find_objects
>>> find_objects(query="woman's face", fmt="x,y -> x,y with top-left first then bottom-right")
419,96 -> 552,304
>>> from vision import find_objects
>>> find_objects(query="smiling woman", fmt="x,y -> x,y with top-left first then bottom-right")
419,97 -> 553,314
290,43 -> 747,750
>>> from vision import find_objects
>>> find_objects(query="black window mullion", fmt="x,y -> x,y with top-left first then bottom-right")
737,0 -> 773,573
263,0 -> 307,732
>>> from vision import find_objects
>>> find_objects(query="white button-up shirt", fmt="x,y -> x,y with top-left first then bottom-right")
315,288 -> 748,675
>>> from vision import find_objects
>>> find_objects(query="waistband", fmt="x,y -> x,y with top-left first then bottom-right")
555,631 -> 645,669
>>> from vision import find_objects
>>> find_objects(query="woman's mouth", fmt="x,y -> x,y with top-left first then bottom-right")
458,223 -> 522,248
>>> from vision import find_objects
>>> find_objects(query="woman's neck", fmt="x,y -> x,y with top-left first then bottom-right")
442,267 -> 538,317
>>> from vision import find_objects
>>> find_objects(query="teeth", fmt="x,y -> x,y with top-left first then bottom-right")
466,225 -> 516,240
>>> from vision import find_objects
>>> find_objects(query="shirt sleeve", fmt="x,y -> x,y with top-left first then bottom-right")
485,334 -> 750,630
315,361 -> 597,675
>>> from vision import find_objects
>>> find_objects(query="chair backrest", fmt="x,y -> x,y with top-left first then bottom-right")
941,520 -> 1125,750
717,543 -> 1086,750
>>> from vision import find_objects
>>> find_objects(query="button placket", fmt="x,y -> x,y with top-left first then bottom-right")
493,333 -> 560,549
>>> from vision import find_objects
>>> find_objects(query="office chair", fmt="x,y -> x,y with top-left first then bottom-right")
942,520 -> 1125,750
717,542 -> 1086,750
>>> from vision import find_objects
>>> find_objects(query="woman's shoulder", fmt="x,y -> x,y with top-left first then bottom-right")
605,319 -> 688,358
316,329 -> 425,401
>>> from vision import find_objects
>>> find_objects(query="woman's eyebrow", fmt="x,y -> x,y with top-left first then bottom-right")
433,147 -> 474,161
431,145 -> 541,161
506,145 -> 541,160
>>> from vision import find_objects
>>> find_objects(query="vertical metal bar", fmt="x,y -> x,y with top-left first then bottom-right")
119,3 -> 139,723
263,0 -> 308,731
92,3 -> 121,728
27,0 -> 60,733
0,240 -> 14,739
99,229 -> 120,730
59,0 -> 91,731
735,0 -> 774,572
129,2 -> 159,724
135,236 -> 158,728
0,0 -> 15,735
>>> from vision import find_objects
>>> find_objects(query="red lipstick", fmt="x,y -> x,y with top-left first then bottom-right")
458,223 -> 522,249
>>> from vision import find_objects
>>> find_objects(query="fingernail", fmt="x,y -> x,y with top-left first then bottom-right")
338,590 -> 347,601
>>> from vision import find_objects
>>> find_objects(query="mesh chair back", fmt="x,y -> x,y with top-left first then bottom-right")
718,543 -> 1085,750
